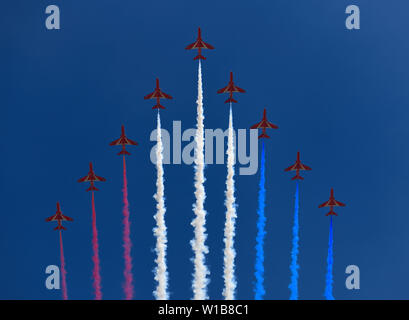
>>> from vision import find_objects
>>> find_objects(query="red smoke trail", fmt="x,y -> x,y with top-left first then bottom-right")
122,155 -> 134,299
91,191 -> 102,300
59,231 -> 68,300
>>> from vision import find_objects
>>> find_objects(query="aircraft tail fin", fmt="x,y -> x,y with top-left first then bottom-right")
225,97 -> 237,103
258,133 -> 270,139
118,150 -> 131,156
292,174 -> 304,180
325,211 -> 337,216
193,54 -> 206,60
86,184 -> 99,192
152,104 -> 165,110
54,225 -> 66,231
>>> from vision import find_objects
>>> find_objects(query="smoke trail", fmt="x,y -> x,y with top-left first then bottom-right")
324,216 -> 334,300
59,231 -> 68,300
289,182 -> 300,300
153,112 -> 169,300
122,155 -> 134,300
223,104 -> 237,300
254,141 -> 266,300
191,60 -> 210,300
91,191 -> 102,300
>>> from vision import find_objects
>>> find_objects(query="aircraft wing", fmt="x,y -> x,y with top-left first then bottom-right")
267,121 -> 278,129
186,41 -> 214,50
300,163 -> 312,171
318,200 -> 331,208
284,164 -> 297,172
160,91 -> 173,99
45,214 -> 57,222
217,85 -> 229,94
251,121 -> 278,130
334,200 -> 346,207
109,138 -> 122,146
95,175 -> 106,182
78,175 -> 90,183
61,214 -> 74,221
144,92 -> 155,100
125,138 -> 138,146
185,41 -> 199,50
250,122 -> 262,129
202,42 -> 214,49
232,85 -> 245,93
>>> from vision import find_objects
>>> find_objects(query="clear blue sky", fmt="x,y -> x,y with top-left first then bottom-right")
2,0 -> 409,299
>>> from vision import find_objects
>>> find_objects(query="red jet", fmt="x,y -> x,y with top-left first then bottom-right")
217,72 -> 245,103
45,202 -> 73,231
78,162 -> 106,191
250,109 -> 278,139
318,189 -> 346,216
185,27 -> 214,60
144,78 -> 172,110
284,152 -> 312,180
109,125 -> 138,156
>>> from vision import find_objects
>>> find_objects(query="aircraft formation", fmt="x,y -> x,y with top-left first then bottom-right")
45,27 -> 346,300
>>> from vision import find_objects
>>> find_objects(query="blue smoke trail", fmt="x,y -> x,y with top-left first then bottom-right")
254,141 -> 266,300
324,216 -> 334,300
288,182 -> 300,300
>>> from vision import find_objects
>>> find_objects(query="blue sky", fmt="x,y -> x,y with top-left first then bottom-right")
2,0 -> 409,299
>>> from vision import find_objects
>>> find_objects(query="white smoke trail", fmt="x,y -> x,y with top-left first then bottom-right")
191,60 -> 210,300
153,112 -> 169,300
223,104 -> 237,300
